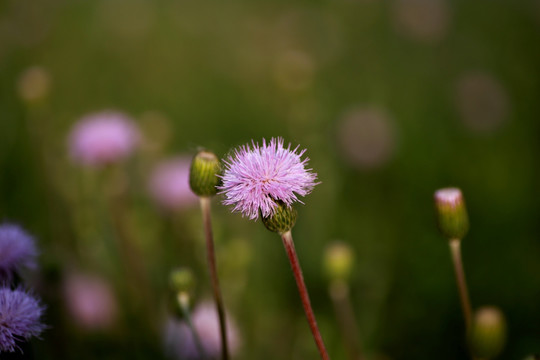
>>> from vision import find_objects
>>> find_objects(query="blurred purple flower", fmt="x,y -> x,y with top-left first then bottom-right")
0,287 -> 45,353
149,157 -> 199,211
63,273 -> 118,331
68,111 -> 140,167
219,137 -> 318,220
165,301 -> 240,360
0,224 -> 37,282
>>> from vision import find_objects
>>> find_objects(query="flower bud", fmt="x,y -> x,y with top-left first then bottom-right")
169,268 -> 195,296
169,268 -> 196,316
434,187 -> 469,240
323,241 -> 354,281
469,306 -> 507,358
523,355 -> 540,360
189,150 -> 221,197
261,201 -> 297,234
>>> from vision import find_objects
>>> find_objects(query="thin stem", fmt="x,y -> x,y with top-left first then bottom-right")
199,197 -> 229,360
449,238 -> 473,331
329,280 -> 364,360
281,231 -> 330,360
178,295 -> 209,360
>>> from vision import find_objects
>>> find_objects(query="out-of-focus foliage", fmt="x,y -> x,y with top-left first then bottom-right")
1,0 -> 539,359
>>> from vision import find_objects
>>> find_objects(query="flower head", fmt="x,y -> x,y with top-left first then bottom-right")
68,111 -> 140,167
164,301 -> 240,360
149,157 -> 199,211
0,224 -> 38,282
0,287 -> 45,353
219,138 -> 318,220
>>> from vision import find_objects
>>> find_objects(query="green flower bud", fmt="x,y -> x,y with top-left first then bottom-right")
169,267 -> 195,296
469,306 -> 507,358
323,241 -> 354,281
189,150 -> 221,197
262,201 -> 297,234
523,355 -> 540,360
169,268 -> 195,316
434,187 -> 469,240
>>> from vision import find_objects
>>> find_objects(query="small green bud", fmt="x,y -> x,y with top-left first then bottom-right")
262,201 -> 297,234
189,150 -> 221,197
169,268 -> 195,297
169,268 -> 195,316
434,187 -> 469,240
523,355 -> 540,360
323,241 -> 354,281
469,306 -> 507,358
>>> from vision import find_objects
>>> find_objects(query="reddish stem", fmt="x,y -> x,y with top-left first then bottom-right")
449,238 -> 473,331
281,231 -> 330,360
200,197 -> 229,360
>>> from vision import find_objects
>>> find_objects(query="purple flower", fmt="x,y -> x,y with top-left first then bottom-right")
148,156 -> 199,211
0,287 -> 45,353
0,224 -> 37,282
68,111 -> 140,167
219,137 -> 318,220
164,301 -> 240,360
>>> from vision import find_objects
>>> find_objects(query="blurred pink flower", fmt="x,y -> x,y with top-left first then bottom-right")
392,0 -> 451,44
149,157 -> 199,211
165,301 -> 240,359
337,107 -> 397,169
454,72 -> 509,134
63,273 -> 118,330
68,111 -> 140,167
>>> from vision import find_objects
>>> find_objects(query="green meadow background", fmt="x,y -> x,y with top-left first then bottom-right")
1,0 -> 539,359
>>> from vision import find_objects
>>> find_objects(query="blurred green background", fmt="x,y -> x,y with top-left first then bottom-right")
1,0 -> 539,359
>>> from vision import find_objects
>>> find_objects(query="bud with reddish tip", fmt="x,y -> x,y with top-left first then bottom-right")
434,187 -> 469,240
189,150 -> 221,197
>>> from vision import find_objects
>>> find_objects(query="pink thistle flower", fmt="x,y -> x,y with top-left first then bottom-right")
149,157 -> 199,211
219,137 -> 318,220
68,111 -> 140,167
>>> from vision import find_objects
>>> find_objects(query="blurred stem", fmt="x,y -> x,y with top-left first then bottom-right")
449,239 -> 473,331
329,280 -> 364,360
178,294 -> 209,360
199,197 -> 229,360
106,168 -> 155,328
281,231 -> 330,360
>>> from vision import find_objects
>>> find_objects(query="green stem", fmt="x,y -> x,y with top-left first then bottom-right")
200,197 -> 229,360
178,294 -> 209,360
281,231 -> 330,360
329,280 -> 364,360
